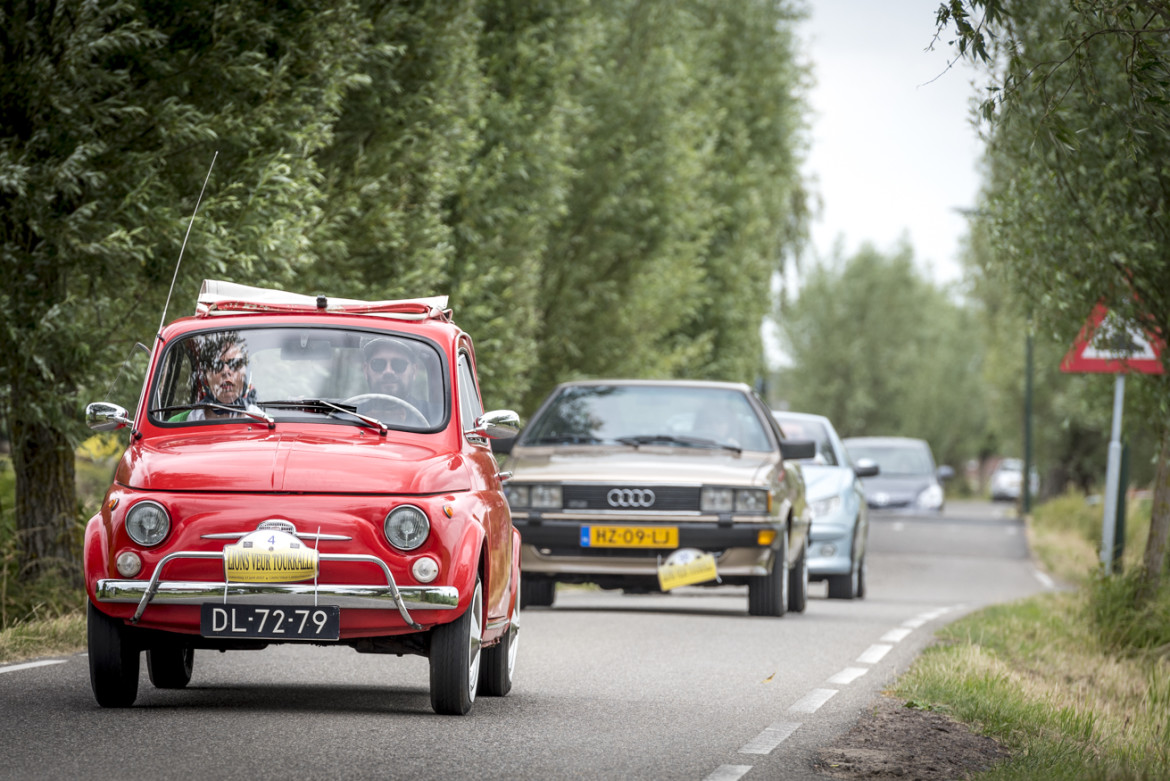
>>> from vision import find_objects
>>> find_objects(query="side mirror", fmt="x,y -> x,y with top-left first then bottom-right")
937,465 -> 955,481
475,409 -> 520,441
853,458 -> 879,478
86,402 -> 133,432
781,438 -> 816,461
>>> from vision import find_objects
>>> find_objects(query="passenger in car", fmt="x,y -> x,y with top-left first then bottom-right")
171,334 -> 262,421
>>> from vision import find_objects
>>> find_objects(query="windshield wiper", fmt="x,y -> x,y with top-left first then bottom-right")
259,398 -> 388,435
616,435 -> 741,454
529,434 -> 602,445
153,403 -> 275,429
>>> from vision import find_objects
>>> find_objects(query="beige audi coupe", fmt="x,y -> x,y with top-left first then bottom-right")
494,379 -> 815,616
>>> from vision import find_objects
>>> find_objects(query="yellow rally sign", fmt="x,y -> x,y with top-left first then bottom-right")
657,549 -> 719,591
224,530 -> 318,583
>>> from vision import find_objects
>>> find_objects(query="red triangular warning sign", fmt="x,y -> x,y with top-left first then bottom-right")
1061,303 -> 1164,374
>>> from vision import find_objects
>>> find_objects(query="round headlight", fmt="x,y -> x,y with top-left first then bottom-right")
125,500 -> 170,546
384,505 -> 430,551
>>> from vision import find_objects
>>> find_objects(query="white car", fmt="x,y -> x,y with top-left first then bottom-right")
989,457 -> 1039,502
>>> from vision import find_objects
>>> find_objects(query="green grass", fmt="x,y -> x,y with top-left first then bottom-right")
893,491 -> 1170,779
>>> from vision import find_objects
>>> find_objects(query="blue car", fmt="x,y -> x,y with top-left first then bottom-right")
773,411 -> 877,600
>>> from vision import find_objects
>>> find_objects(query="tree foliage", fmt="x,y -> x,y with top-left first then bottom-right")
937,0 -> 1170,595
775,242 -> 987,471
1,0 -> 812,582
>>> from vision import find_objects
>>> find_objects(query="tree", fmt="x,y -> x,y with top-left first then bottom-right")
775,242 -> 988,471
937,0 -> 1170,596
0,0 -> 365,580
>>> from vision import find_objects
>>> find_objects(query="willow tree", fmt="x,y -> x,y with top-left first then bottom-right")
937,0 -> 1170,596
0,0 -> 365,580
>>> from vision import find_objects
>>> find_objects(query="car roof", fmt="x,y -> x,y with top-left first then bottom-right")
554,378 -> 754,393
842,436 -> 930,448
771,410 -> 831,425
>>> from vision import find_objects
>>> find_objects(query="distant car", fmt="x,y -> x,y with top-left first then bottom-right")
842,436 -> 954,515
83,280 -> 521,715
495,379 -> 816,617
989,458 -> 1039,502
773,411 -> 878,600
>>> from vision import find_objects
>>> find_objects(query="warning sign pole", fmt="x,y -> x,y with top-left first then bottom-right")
1100,375 -> 1125,575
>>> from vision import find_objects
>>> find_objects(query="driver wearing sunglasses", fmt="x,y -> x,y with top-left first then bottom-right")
361,337 -> 431,423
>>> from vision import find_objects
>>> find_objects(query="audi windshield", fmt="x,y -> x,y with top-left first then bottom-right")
520,383 -> 773,452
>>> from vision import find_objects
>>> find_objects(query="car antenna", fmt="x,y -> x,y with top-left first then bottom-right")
120,152 -> 217,438
157,150 -> 218,337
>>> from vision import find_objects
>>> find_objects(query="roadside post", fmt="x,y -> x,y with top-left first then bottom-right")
1061,302 -> 1163,575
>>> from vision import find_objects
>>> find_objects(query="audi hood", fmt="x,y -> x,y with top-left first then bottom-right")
504,445 -> 779,487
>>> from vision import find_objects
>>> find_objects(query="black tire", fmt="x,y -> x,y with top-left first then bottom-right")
856,554 -> 867,599
87,602 -> 140,708
520,577 -> 555,608
827,530 -> 863,600
748,529 -> 789,617
430,578 -> 483,715
147,646 -> 194,689
479,592 -> 519,697
788,538 -> 808,614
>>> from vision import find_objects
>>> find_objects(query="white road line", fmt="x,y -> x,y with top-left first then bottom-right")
1033,570 -> 1055,589
857,644 -> 892,665
880,627 -> 912,643
920,607 -> 952,620
902,617 -> 927,628
705,765 -> 753,781
788,688 -> 838,714
739,721 -> 800,755
827,667 -> 868,685
0,659 -> 66,675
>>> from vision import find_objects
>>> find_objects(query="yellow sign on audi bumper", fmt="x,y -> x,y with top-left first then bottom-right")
224,529 -> 318,583
657,549 -> 719,591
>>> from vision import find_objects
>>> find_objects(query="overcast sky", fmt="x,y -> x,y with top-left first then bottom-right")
796,0 -> 985,287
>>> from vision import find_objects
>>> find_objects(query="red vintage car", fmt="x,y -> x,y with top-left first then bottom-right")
84,280 -> 520,715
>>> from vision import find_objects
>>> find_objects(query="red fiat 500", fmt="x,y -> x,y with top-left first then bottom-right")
84,280 -> 520,715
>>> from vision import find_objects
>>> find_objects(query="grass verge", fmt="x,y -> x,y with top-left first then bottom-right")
892,491 -> 1170,779
0,613 -> 86,665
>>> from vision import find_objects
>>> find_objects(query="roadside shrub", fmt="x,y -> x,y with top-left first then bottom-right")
1088,569 -> 1170,660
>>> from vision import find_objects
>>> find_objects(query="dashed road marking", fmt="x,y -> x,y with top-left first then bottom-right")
827,667 -> 868,685
739,721 -> 801,755
0,659 -> 66,675
880,627 -> 912,643
857,644 -> 892,664
789,688 -> 838,714
1033,570 -> 1055,589
704,765 -> 752,781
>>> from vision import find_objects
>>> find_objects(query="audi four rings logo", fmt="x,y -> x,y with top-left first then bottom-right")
607,488 -> 656,508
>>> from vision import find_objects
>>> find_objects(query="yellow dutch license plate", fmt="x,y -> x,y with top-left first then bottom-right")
580,525 -> 678,548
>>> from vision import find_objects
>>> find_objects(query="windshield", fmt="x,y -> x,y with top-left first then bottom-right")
150,327 -> 446,430
846,441 -> 934,476
522,384 -> 773,452
775,417 -> 838,466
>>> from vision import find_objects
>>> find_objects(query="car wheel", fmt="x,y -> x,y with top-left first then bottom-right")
856,554 -> 867,599
748,529 -> 789,617
87,602 -> 139,708
479,593 -> 519,697
430,577 -> 483,715
520,577 -> 555,608
788,538 -> 808,614
147,646 -> 194,689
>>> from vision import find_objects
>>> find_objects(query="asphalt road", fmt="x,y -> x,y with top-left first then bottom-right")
0,499 -> 1048,781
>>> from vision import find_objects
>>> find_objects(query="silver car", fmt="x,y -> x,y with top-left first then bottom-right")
773,411 -> 877,600
843,436 -> 954,515
495,380 -> 816,617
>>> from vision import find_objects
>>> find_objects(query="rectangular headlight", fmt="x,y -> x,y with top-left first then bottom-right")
735,488 -> 770,513
700,487 -> 734,513
503,484 -> 529,509
530,485 -> 563,509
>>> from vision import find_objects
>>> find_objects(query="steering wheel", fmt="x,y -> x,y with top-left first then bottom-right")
343,394 -> 429,427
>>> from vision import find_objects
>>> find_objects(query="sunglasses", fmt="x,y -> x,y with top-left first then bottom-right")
369,356 -> 409,374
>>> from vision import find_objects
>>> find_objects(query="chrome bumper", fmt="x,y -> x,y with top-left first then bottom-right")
97,550 -> 458,631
